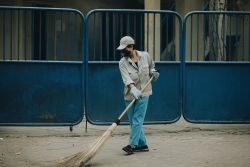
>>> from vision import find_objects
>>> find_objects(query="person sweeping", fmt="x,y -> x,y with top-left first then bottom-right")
55,36 -> 159,167
117,36 -> 159,154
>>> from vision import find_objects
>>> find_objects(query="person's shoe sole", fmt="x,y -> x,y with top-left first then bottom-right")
122,147 -> 134,154
133,146 -> 149,152
134,148 -> 149,152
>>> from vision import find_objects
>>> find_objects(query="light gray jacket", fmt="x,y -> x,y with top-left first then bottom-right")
119,50 -> 156,100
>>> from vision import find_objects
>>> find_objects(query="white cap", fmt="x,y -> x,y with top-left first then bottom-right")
116,36 -> 134,50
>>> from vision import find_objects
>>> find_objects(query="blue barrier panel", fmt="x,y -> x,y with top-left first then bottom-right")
87,62 -> 181,125
85,9 -> 182,125
183,62 -> 250,123
0,7 -> 85,126
183,11 -> 250,123
0,61 -> 84,126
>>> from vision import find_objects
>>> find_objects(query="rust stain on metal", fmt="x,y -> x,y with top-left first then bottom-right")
38,114 -> 57,119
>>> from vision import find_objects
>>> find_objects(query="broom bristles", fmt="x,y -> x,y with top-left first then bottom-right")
56,123 -> 117,167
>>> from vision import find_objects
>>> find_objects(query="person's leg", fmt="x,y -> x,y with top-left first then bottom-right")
137,128 -> 147,147
125,100 -> 135,130
129,96 -> 149,146
123,100 -> 135,154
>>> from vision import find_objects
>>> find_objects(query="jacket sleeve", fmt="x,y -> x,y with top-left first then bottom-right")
119,60 -> 135,86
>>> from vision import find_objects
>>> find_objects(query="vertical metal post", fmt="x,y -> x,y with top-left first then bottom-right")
85,119 -> 88,133
107,13 -> 110,61
18,10 -> 20,60
46,12 -> 49,60
94,13 -> 96,61
53,11 -> 56,60
24,10 -> 27,60
203,14 -> 206,61
229,15 -> 232,61
236,16 -> 239,61
3,10 -> 5,60
134,13 -> 136,44
197,14 -> 200,61
242,15 -> 244,61
172,15 -> 175,61
100,13 -> 102,61
32,10 -> 34,60
166,14 -> 168,61
120,13 -> 123,59
160,14 -> 162,61
114,13 -> 117,61
147,13 -> 149,52
127,13 -> 130,35
67,12 -> 71,61
74,12 -> 77,61
92,13 -> 96,61
39,11 -> 42,60
60,11 -> 63,61
10,10 -> 13,60
249,15 -> 250,61
209,14 -> 212,61
190,15 -> 193,61
222,14 -> 225,60
216,14 -> 218,61
153,13 -> 156,60
140,13 -> 142,51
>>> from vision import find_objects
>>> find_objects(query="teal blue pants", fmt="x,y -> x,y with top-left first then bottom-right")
125,96 -> 149,147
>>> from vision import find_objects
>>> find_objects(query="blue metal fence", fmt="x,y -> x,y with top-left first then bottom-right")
85,9 -> 182,125
86,9 -> 177,61
184,11 -> 250,61
0,6 -> 86,126
182,11 -> 250,123
1,7 -> 250,126
0,6 -> 83,61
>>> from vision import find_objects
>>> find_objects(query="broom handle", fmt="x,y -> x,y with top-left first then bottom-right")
118,76 -> 154,120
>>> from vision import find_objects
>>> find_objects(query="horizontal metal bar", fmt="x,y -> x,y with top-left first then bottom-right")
88,61 -> 181,64
185,61 -> 250,64
87,9 -> 179,14
0,60 -> 84,64
0,6 -> 82,13
185,11 -> 250,16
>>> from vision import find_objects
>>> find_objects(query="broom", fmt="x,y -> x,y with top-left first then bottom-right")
56,76 -> 155,167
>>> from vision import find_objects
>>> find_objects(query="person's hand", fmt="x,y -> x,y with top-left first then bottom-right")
130,86 -> 142,99
150,71 -> 159,81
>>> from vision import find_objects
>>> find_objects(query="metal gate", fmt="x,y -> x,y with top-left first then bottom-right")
0,7 -> 86,126
1,8 -> 250,126
182,11 -> 250,123
85,9 -> 182,125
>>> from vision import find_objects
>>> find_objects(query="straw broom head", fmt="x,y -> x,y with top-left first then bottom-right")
56,123 -> 117,167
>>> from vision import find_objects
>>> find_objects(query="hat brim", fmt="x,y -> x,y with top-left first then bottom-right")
116,44 -> 127,50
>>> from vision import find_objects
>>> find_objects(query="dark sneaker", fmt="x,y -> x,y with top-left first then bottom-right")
122,145 -> 134,154
133,145 -> 149,152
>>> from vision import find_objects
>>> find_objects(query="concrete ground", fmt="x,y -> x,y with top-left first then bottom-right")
0,117 -> 250,167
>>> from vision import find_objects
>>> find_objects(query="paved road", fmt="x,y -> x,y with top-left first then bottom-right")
0,117 -> 250,167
